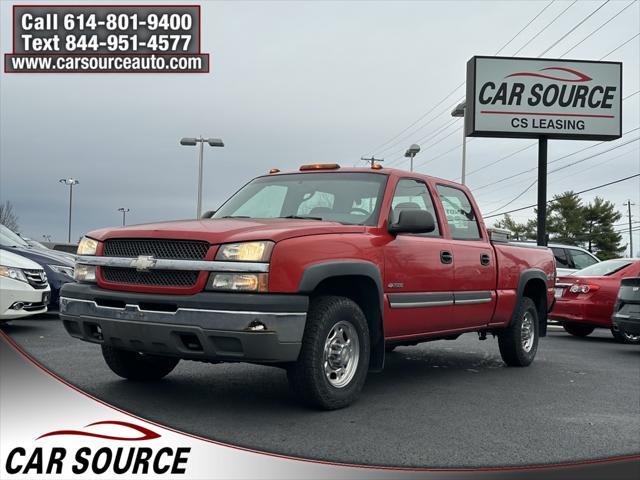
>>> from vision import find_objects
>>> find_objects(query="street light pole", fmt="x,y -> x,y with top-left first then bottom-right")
404,144 -> 420,172
118,207 -> 130,227
59,178 -> 79,243
451,102 -> 466,184
180,136 -> 225,218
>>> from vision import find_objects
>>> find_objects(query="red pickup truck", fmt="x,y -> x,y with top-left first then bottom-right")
60,164 -> 555,409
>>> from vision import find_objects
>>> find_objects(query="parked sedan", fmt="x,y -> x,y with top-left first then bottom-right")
511,241 -> 599,276
0,249 -> 50,322
612,277 -> 640,340
552,259 -> 640,344
0,225 -> 74,311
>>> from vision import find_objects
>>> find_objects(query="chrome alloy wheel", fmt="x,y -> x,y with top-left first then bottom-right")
521,311 -> 535,353
323,320 -> 360,388
623,332 -> 640,343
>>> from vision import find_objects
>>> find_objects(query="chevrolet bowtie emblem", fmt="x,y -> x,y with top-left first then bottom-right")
130,255 -> 157,272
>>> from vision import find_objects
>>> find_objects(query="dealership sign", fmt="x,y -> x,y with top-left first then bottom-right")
465,56 -> 622,140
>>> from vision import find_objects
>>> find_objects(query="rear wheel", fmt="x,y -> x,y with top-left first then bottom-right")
101,345 -> 179,380
498,297 -> 539,367
611,328 -> 640,344
563,323 -> 596,337
287,296 -> 370,410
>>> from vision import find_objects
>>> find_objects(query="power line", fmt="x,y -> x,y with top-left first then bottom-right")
512,0 -> 578,55
494,0 -> 557,54
559,0 -> 636,57
484,174 -> 640,219
473,127 -> 640,192
482,145 -> 638,213
537,0 -> 610,57
599,32 -> 640,59
362,0 -> 558,158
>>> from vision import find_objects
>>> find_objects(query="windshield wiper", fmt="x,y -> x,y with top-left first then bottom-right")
221,215 -> 251,219
278,215 -> 323,221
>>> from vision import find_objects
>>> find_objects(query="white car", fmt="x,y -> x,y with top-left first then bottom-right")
0,249 -> 50,322
510,241 -> 600,276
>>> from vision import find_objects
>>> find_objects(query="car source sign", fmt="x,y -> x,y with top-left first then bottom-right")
465,56 -> 622,140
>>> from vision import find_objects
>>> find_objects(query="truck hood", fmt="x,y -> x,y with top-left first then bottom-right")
87,218 -> 366,244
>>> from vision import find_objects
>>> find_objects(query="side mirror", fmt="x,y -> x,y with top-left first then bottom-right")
201,210 -> 216,219
389,210 -> 435,235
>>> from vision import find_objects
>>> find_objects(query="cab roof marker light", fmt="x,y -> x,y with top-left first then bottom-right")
269,168 -> 281,174
299,164 -> 340,171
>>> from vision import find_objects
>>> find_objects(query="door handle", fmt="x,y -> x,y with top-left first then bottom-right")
480,253 -> 491,266
440,250 -> 453,264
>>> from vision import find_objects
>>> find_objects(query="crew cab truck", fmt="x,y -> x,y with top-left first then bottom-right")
60,164 -> 555,409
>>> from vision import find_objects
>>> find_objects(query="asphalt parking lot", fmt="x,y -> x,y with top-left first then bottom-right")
3,314 -> 639,468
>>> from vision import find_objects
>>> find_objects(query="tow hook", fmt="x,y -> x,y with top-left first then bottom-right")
478,331 -> 487,341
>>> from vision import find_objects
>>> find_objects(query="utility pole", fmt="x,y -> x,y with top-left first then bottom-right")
624,200 -> 635,257
360,156 -> 384,168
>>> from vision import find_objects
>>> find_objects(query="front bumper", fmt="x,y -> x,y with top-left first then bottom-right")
59,283 -> 308,363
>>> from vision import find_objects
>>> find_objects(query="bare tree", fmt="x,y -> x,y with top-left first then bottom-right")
0,201 -> 19,231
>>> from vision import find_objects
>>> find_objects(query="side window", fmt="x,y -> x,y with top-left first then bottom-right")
436,185 -> 481,240
570,250 -> 598,270
551,247 -> 570,268
390,179 -> 440,236
232,185 -> 287,217
297,191 -> 335,216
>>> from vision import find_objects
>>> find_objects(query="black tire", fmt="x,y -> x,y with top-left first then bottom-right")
498,296 -> 539,367
101,345 -> 180,380
563,323 -> 595,337
287,296 -> 370,410
611,328 -> 640,344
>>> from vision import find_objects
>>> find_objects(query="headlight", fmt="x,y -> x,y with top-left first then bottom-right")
77,236 -> 99,256
215,241 -> 274,262
74,264 -> 96,283
207,273 -> 268,292
50,265 -> 75,278
0,265 -> 28,283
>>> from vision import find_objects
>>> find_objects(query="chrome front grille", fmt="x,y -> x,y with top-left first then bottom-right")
103,239 -> 209,260
101,267 -> 199,287
23,269 -> 48,289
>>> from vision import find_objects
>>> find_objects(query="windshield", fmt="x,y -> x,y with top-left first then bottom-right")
0,225 -> 30,248
574,259 -> 633,277
213,172 -> 388,226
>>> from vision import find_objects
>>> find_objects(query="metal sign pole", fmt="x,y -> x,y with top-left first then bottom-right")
537,137 -> 548,247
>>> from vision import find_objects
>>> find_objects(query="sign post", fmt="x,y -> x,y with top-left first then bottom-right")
537,137 -> 548,246
465,56 -> 622,246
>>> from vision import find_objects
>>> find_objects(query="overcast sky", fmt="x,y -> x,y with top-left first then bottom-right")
1,0 -> 639,253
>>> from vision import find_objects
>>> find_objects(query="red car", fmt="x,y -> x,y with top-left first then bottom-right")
552,258 -> 640,344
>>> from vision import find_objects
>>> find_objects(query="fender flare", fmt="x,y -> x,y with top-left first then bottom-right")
297,260 -> 385,371
513,268 -> 550,337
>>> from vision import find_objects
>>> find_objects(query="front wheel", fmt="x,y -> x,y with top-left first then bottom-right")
287,296 -> 370,410
563,323 -> 595,337
498,297 -> 539,367
101,345 -> 180,380
611,328 -> 640,345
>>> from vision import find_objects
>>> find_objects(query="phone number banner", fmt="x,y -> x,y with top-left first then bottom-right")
5,5 -> 209,73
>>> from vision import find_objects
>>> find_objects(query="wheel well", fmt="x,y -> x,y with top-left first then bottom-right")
311,275 -> 384,371
522,278 -> 548,337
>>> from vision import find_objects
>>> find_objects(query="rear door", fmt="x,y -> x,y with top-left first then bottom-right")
435,184 -> 496,329
383,178 -> 455,337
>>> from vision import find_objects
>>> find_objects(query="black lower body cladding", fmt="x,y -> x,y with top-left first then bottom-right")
59,283 -> 309,363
